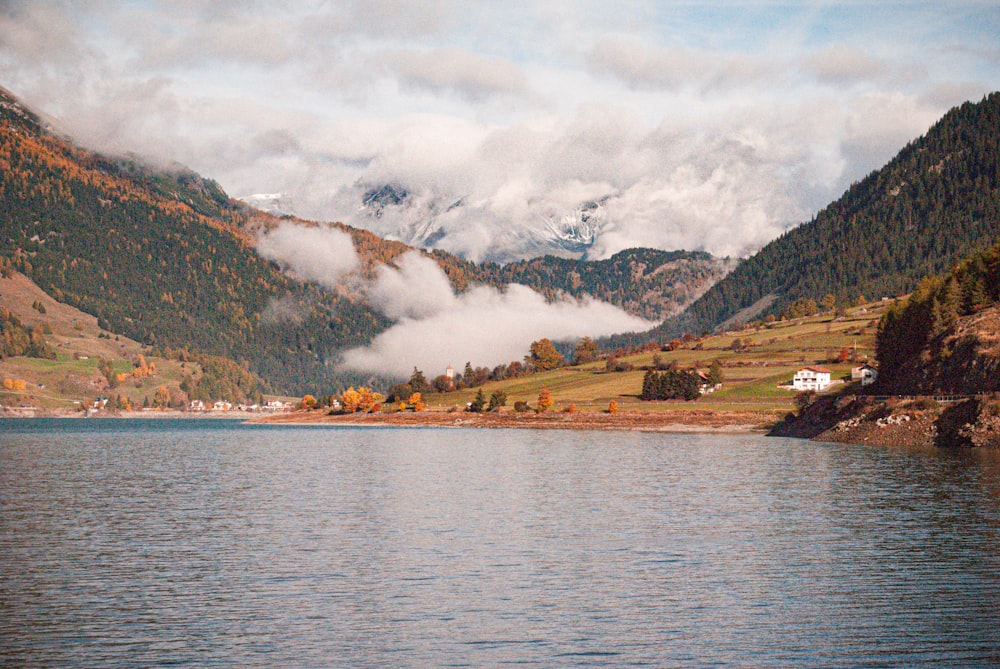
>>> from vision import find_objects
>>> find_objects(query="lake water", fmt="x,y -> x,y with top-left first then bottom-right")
2,419 -> 1000,667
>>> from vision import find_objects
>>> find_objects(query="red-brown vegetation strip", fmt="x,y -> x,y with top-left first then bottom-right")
255,408 -> 779,432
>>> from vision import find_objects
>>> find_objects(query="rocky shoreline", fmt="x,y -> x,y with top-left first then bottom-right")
9,400 -> 995,450
770,395 -> 1000,448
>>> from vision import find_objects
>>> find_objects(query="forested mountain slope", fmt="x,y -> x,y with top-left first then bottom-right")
0,85 -> 725,394
875,237 -> 1000,395
0,86 -> 389,394
658,92 -> 1000,338
486,249 -> 731,321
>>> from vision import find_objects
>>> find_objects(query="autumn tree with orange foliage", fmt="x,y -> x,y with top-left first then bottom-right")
537,388 -> 554,413
3,378 -> 27,391
340,387 -> 361,413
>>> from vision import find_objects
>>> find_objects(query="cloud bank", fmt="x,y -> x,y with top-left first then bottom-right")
340,252 -> 654,378
256,224 -> 359,288
252,231 -> 651,379
1,1 -> 997,261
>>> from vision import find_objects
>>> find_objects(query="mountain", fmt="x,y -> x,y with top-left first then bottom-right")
239,192 -> 295,216
772,237 -> 1000,448
355,182 -> 612,262
657,92 -> 1000,338
0,85 -> 723,394
487,249 -> 733,321
333,193 -> 732,321
0,263 -> 265,410
0,85 -> 391,395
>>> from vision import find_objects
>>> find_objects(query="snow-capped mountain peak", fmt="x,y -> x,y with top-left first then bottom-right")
240,192 -> 295,216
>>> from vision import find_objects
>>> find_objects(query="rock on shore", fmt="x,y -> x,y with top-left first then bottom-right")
770,395 -> 1000,448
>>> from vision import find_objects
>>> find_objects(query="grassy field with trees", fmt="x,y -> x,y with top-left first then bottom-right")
415,300 -> 889,419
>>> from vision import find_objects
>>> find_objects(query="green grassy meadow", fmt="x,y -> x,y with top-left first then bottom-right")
424,301 -> 890,416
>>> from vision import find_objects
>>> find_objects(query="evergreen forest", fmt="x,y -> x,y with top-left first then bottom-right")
656,92 -> 1000,339
874,237 -> 1000,394
0,86 -> 389,394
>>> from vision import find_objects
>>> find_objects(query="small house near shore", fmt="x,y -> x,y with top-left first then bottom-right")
852,363 -> 878,387
793,366 -> 832,391
697,371 -> 722,394
851,362 -> 878,386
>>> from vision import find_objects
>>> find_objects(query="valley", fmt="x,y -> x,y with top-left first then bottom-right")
0,85 -> 998,447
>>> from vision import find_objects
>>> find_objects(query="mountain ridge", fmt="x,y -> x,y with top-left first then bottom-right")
0,85 -> 724,393
654,91 -> 1000,339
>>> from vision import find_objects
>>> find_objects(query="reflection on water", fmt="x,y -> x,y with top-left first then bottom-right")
2,419 -> 1000,667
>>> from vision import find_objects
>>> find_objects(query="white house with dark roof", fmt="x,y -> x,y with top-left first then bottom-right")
851,363 -> 878,387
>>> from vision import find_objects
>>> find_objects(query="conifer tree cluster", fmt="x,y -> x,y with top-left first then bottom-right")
0,307 -> 55,360
875,236 -> 1000,393
641,369 -> 701,401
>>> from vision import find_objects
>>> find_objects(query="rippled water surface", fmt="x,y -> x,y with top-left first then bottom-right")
3,419 -> 1000,667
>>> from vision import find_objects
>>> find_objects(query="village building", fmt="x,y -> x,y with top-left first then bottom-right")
851,363 -> 878,387
188,399 -> 205,412
697,371 -> 721,394
793,366 -> 832,391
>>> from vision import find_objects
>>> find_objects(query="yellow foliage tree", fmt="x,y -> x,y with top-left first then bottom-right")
608,400 -> 619,414
300,394 -> 318,410
153,385 -> 170,408
340,387 -> 362,413
356,387 -> 384,412
537,388 -> 554,412
3,378 -> 27,391
528,338 -> 565,371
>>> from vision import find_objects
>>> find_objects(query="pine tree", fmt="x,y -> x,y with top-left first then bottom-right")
642,369 -> 657,400
707,359 -> 724,386
469,388 -> 486,412
409,367 -> 429,394
487,390 -> 507,412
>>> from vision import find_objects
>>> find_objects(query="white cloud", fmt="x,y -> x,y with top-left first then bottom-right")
340,252 -> 654,378
804,45 -> 890,86
380,47 -> 529,101
255,223 -> 360,288
1,1 -> 997,264
366,251 -> 457,320
586,35 -> 779,92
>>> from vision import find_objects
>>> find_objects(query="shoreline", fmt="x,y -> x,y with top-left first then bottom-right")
0,408 -> 278,420
2,405 -> 782,433
248,408 -> 779,433
770,395 -> 1000,449
7,403 -> 993,449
